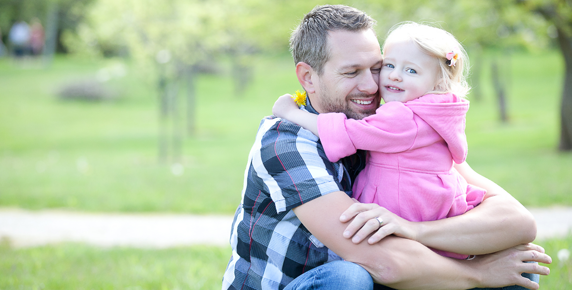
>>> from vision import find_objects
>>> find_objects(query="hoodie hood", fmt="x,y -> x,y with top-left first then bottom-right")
405,93 -> 469,164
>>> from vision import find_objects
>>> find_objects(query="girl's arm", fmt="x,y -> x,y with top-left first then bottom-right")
272,94 -> 319,136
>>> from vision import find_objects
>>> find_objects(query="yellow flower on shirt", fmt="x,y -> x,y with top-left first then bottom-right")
292,90 -> 307,106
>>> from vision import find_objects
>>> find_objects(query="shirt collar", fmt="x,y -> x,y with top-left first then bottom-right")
301,97 -> 319,115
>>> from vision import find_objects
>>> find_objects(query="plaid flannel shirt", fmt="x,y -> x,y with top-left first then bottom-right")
222,102 -> 361,290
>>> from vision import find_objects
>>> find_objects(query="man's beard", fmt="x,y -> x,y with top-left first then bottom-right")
321,91 -> 378,120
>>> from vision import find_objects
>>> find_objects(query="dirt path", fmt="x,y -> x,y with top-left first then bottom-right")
0,207 -> 571,249
0,208 -> 233,248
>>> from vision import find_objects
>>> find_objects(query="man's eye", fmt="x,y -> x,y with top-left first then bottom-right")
345,71 -> 358,76
406,68 -> 417,74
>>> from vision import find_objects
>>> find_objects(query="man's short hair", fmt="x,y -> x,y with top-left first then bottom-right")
290,5 -> 376,75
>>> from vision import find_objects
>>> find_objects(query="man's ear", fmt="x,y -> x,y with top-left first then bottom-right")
295,62 -> 316,94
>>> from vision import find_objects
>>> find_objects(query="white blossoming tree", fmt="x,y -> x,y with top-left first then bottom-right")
68,0 -> 568,152
67,0 -> 273,161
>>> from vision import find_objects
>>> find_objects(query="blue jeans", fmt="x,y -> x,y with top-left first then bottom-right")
287,261 -> 539,290
285,261 -> 374,290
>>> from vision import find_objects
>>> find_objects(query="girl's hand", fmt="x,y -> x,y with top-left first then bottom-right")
272,94 -> 300,119
340,202 -> 419,244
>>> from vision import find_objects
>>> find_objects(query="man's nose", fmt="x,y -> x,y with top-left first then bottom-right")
358,70 -> 379,95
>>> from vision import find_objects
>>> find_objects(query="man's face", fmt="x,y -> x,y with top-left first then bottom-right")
310,29 -> 382,120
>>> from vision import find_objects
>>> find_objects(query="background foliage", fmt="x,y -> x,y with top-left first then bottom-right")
0,0 -> 570,288
0,0 -> 570,212
0,50 -> 569,213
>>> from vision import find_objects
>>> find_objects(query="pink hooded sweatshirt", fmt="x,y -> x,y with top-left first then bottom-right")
317,93 -> 486,259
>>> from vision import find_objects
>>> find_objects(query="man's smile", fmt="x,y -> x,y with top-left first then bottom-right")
351,99 -> 373,105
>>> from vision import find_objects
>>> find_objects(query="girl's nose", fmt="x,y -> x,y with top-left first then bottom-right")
389,70 -> 402,82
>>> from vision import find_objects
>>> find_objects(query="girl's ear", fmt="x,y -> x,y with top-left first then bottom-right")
295,62 -> 316,94
433,77 -> 446,92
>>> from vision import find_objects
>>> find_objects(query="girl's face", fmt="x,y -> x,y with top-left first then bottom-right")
380,39 -> 441,103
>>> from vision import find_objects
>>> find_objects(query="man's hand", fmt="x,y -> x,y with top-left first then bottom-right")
340,202 -> 419,244
272,94 -> 299,119
473,243 -> 551,290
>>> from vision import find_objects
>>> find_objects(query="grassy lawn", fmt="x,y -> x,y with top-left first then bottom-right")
0,55 -> 297,214
0,49 -> 570,214
465,51 -> 572,206
1,234 -> 570,289
0,242 -> 229,289
539,234 -> 572,289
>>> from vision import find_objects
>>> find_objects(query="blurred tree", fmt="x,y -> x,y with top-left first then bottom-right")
64,0 -> 304,161
66,0 -> 565,151
505,0 -> 572,151
351,0 -> 554,121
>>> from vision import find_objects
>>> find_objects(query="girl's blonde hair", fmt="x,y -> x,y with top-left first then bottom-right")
383,22 -> 470,97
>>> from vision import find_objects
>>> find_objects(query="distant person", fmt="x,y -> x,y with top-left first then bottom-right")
30,18 -> 44,56
9,20 -> 30,58
273,22 -> 485,260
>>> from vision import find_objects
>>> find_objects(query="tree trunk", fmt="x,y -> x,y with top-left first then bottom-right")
491,59 -> 509,122
186,67 -> 196,136
42,1 -> 59,66
157,71 -> 169,162
556,27 -> 572,151
469,45 -> 483,101
170,78 -> 182,163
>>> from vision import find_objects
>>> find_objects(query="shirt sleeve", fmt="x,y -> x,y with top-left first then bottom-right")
317,102 -> 419,162
253,118 -> 345,213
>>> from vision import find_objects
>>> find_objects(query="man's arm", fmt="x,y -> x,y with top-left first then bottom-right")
294,191 -> 550,289
340,161 -> 536,255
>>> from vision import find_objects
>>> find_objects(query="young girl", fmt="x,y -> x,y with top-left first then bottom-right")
272,22 -> 485,259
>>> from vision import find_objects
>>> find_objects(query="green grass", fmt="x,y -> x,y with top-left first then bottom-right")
0,235 -> 570,289
0,50 -> 570,213
0,242 -> 229,289
0,55 -> 298,214
538,234 -> 572,289
464,51 -> 572,206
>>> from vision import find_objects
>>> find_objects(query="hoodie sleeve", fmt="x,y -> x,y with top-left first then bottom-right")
317,102 -> 418,162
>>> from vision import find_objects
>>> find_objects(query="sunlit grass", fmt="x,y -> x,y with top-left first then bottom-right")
465,50 -> 572,206
0,242 -> 229,290
0,50 -> 570,213
0,234 -> 569,289
538,234 -> 572,289
0,55 -> 297,213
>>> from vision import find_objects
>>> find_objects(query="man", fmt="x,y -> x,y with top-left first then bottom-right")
223,5 -> 551,290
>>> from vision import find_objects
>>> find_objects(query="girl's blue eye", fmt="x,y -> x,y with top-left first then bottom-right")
406,68 -> 417,74
385,64 -> 394,68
